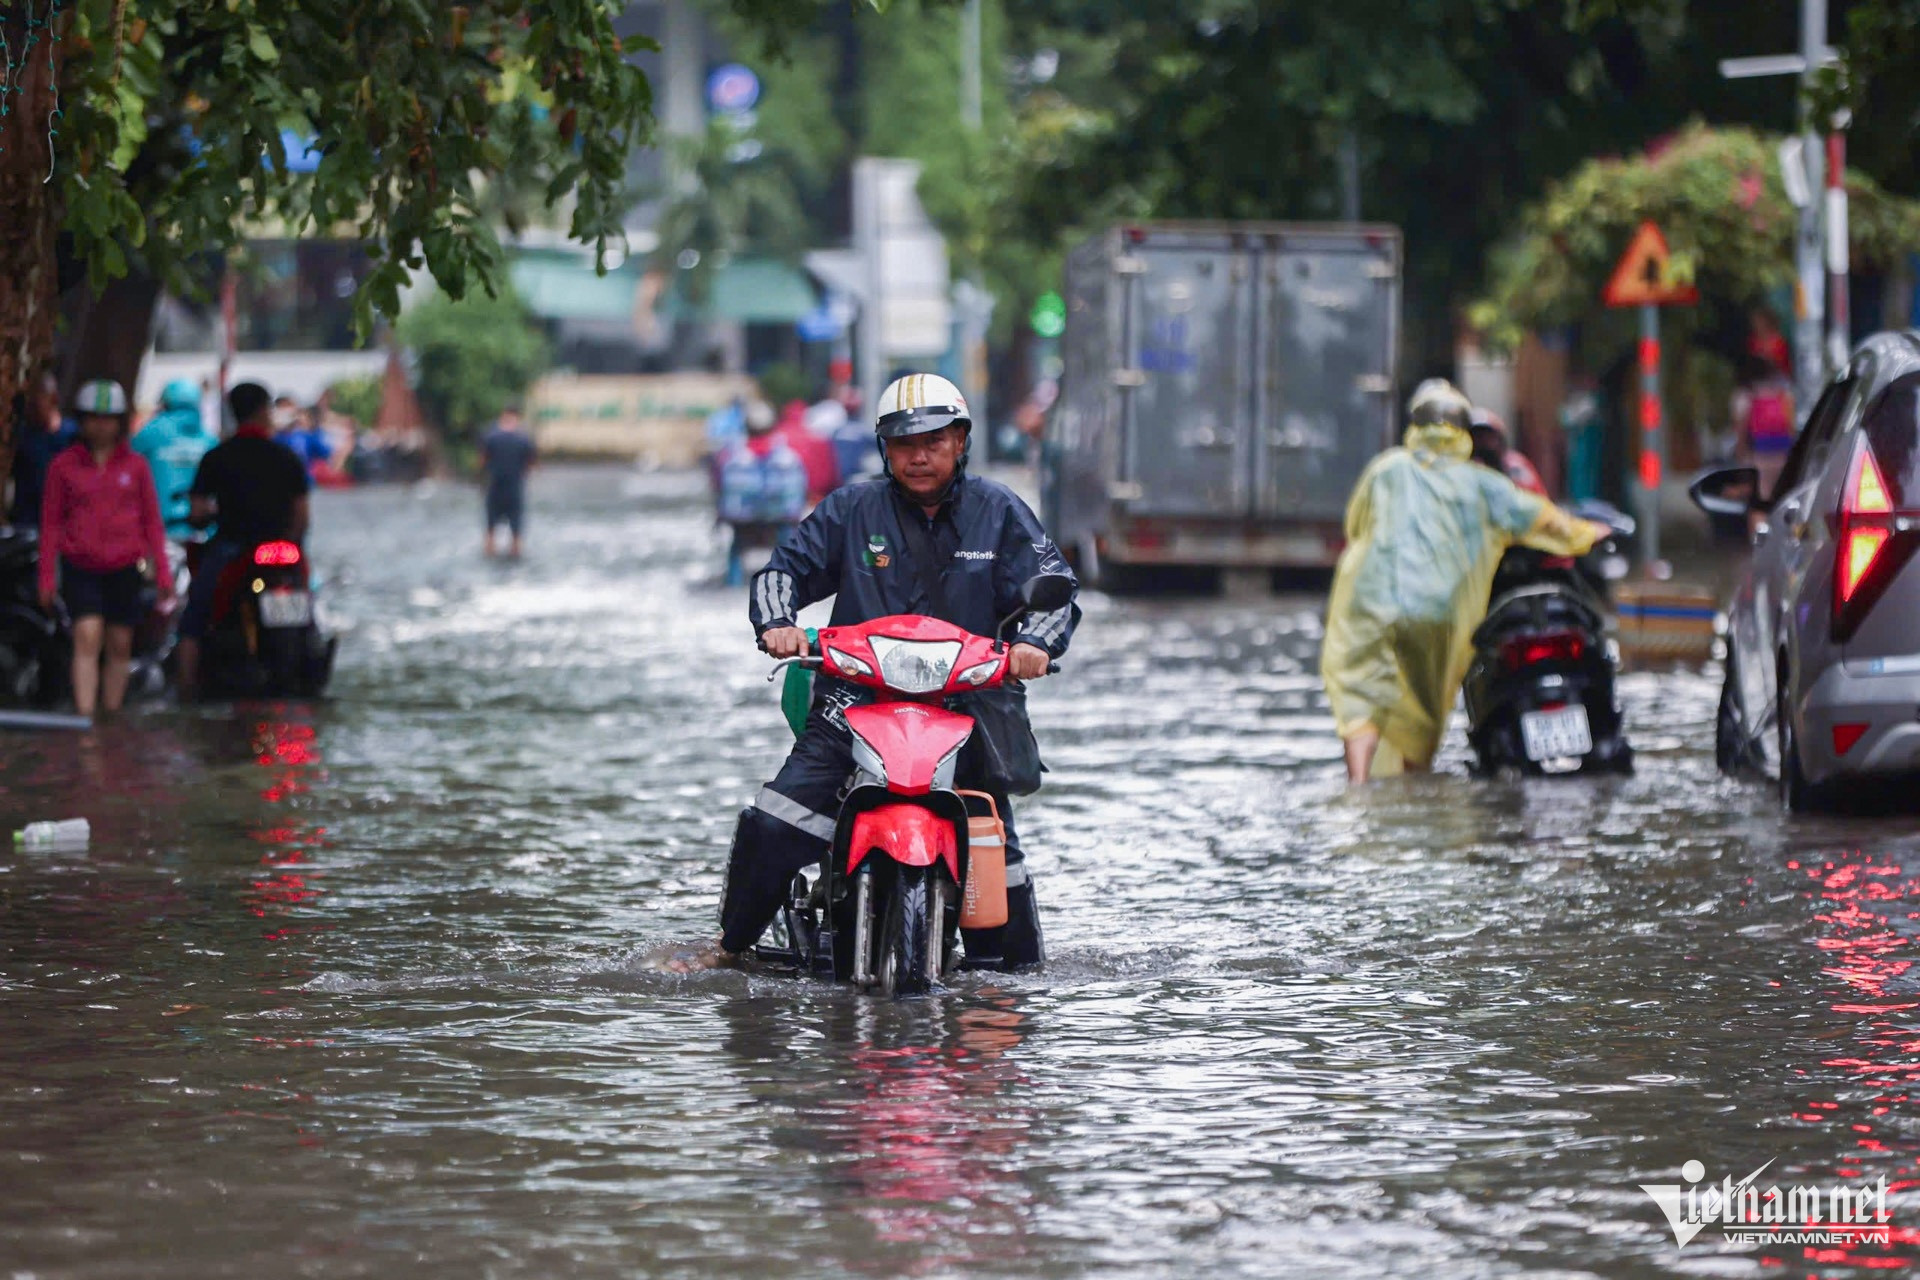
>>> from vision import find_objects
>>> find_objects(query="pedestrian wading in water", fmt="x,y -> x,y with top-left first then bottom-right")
1320,379 -> 1612,783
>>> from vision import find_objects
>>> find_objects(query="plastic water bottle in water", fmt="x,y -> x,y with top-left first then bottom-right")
14,818 -> 90,850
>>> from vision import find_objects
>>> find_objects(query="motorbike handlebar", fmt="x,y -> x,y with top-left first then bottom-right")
760,641 -> 1061,683
765,655 -> 823,681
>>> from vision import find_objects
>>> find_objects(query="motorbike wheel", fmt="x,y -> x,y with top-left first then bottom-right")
876,865 -> 935,999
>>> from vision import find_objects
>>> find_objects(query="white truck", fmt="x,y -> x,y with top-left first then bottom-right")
1043,222 -> 1402,587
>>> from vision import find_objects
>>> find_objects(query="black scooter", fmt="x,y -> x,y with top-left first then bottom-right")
189,538 -> 337,698
0,527 -> 66,705
1463,502 -> 1635,776
0,527 -> 176,708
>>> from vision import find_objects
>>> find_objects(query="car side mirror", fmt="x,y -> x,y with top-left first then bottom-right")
1689,466 -> 1762,518
1019,573 -> 1075,614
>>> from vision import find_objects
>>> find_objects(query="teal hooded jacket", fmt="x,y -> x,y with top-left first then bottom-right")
132,379 -> 214,537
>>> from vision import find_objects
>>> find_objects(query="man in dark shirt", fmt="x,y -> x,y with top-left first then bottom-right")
481,406 -> 537,558
8,373 -> 75,528
175,382 -> 311,696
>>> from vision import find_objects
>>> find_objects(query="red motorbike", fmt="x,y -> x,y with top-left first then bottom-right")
759,573 -> 1072,997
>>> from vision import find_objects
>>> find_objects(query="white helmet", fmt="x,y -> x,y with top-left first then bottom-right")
74,379 -> 129,417
874,373 -> 971,443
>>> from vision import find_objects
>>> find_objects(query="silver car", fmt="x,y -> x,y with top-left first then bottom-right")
1692,330 -> 1920,810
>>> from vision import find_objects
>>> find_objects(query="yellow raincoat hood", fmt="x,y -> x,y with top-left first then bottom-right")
1319,439 -> 1600,772
1402,422 -> 1474,460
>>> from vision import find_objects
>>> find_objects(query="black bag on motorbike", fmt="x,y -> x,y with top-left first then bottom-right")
896,501 -> 1047,796
951,685 -> 1046,796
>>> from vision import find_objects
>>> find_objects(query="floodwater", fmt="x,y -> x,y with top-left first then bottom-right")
2,466 -> 1915,1279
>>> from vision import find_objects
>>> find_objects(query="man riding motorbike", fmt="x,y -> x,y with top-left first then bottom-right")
672,373 -> 1081,973
1320,379 -> 1610,783
174,382 -> 311,697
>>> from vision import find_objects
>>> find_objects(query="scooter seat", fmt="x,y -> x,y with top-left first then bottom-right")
1474,583 -> 1604,650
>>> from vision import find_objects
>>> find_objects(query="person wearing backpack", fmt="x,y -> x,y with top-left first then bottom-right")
716,400 -> 808,586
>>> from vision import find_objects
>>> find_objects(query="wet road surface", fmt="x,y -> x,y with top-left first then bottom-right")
2,466 -> 1916,1278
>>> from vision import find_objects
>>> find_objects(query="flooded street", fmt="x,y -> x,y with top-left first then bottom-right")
3,466 -> 1916,1278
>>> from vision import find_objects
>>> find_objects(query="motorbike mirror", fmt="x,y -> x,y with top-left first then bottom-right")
1689,466 -> 1762,518
996,573 -> 1075,647
1019,573 -> 1075,614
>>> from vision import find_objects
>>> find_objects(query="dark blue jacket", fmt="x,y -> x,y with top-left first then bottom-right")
749,473 -> 1080,658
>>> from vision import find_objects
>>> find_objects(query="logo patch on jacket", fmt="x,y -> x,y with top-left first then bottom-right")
862,534 -> 890,568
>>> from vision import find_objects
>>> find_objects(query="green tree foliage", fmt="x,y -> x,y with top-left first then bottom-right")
755,359 -> 812,406
0,0 -> 894,429
649,117 -> 813,306
396,288 -> 549,454
1472,122 -> 1920,475
41,0 -> 652,330
325,373 -> 384,430
1472,123 -> 1920,348
645,5 -> 854,311
854,0 -> 1089,341
937,1 -> 1920,370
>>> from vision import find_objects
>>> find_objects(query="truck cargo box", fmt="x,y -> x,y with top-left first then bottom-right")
1044,222 -> 1401,583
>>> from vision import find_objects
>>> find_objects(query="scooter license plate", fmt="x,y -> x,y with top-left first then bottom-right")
1520,706 -> 1592,761
258,590 -> 312,628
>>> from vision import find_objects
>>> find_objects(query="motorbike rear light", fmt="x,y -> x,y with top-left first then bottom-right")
254,541 -> 301,567
1831,722 -> 1870,756
1500,631 -> 1585,671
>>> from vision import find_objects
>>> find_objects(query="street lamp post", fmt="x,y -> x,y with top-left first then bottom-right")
1719,0 -> 1845,415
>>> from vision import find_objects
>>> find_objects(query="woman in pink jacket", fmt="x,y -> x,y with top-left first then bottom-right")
38,380 -> 174,716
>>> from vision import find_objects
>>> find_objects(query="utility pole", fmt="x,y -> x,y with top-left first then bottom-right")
1720,0 -> 1844,415
1339,127 -> 1361,223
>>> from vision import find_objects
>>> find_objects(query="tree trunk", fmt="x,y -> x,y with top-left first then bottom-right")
0,5 -> 63,503
58,270 -> 160,408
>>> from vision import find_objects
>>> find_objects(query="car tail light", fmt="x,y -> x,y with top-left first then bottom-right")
253,540 -> 301,567
1832,440 -> 1911,641
1501,631 -> 1585,671
1831,722 -> 1870,756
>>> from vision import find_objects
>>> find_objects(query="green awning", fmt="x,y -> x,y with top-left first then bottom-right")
509,255 -> 641,324
660,258 -> 818,324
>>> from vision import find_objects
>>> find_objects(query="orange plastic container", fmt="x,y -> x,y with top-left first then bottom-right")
955,790 -> 1008,929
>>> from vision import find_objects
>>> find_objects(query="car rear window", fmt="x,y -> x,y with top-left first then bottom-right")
1864,372 -> 1920,509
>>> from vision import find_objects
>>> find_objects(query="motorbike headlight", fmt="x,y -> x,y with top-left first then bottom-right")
826,646 -> 873,678
867,637 -> 962,694
955,658 -> 1001,687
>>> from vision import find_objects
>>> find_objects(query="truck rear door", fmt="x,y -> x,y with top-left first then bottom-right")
1256,233 -> 1399,522
1118,239 -> 1255,518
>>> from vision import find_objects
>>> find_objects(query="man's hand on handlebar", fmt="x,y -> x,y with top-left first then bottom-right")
1008,642 -> 1051,681
761,626 -> 810,659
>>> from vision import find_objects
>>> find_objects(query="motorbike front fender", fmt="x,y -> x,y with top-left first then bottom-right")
845,802 -> 961,883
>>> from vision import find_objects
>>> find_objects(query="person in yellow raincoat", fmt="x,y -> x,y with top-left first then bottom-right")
1321,380 -> 1613,783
